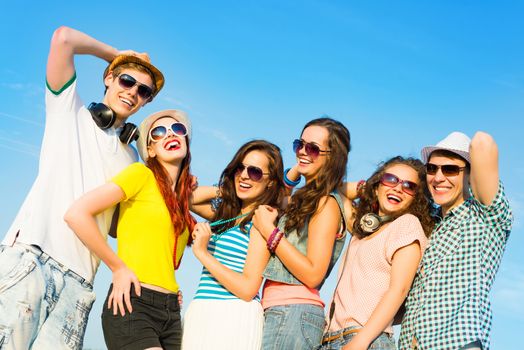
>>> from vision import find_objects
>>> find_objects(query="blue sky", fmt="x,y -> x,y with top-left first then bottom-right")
0,1 -> 522,348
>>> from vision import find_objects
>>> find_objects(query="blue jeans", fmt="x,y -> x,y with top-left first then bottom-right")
0,243 -> 95,350
318,326 -> 396,350
262,304 -> 325,350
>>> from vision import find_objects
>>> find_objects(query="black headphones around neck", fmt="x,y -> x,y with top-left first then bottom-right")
88,102 -> 139,144
359,213 -> 393,233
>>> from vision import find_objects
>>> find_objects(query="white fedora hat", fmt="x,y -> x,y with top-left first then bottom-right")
421,131 -> 471,164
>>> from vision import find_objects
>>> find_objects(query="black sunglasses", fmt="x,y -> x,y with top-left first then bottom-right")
292,139 -> 330,159
380,172 -> 418,196
235,164 -> 269,182
118,74 -> 154,100
426,163 -> 467,177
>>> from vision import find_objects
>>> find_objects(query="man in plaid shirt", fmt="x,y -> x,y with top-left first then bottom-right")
399,131 -> 513,350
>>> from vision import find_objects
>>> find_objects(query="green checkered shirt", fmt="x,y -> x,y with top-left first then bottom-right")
399,182 -> 512,350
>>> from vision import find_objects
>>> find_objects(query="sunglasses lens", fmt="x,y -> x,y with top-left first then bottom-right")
118,74 -> 136,89
441,165 -> 461,176
292,139 -> 303,153
235,164 -> 245,175
150,125 -> 167,141
381,173 -> 399,187
426,163 -> 438,175
402,181 -> 418,195
247,166 -> 264,181
304,143 -> 321,158
171,123 -> 187,136
137,85 -> 153,100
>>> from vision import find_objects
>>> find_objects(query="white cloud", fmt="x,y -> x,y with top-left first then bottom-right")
0,111 -> 43,126
204,128 -> 234,146
0,82 -> 44,96
161,96 -> 193,112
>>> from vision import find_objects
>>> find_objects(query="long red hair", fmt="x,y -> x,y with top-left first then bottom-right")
146,147 -> 196,269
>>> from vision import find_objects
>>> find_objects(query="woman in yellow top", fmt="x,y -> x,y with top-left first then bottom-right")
65,109 -> 195,350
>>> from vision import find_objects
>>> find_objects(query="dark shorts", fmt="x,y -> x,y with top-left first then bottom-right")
101,284 -> 181,350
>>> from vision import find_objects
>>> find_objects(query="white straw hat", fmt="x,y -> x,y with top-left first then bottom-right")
421,131 -> 471,164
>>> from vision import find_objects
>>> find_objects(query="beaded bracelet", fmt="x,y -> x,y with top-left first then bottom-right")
356,180 -> 366,197
266,227 -> 281,252
269,229 -> 284,253
283,168 -> 301,187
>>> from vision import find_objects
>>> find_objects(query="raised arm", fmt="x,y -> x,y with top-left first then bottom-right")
253,196 -> 341,288
469,131 -> 499,206
64,182 -> 140,316
46,26 -> 119,91
191,222 -> 270,301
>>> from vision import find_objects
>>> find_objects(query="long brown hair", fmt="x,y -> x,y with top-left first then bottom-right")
352,156 -> 435,239
284,117 -> 351,233
214,140 -> 286,233
145,135 -> 196,260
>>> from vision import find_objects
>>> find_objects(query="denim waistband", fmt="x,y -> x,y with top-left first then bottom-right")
14,242 -> 93,289
130,285 -> 180,311
323,325 -> 393,344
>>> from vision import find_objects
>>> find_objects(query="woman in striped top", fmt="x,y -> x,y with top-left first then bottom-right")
182,140 -> 286,350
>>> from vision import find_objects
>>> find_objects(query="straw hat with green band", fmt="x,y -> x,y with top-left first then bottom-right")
104,55 -> 164,97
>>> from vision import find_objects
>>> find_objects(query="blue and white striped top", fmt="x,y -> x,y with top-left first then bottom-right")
194,223 -> 259,300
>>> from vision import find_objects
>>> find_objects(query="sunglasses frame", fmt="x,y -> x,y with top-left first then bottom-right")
379,172 -> 418,196
426,163 -> 467,177
117,73 -> 154,100
235,163 -> 269,182
148,122 -> 188,143
292,139 -> 330,159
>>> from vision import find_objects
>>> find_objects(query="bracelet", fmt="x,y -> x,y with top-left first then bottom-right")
269,229 -> 284,253
266,227 -> 281,252
210,184 -> 222,212
356,180 -> 366,196
283,168 -> 301,187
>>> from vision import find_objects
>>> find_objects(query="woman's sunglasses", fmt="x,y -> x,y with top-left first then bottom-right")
292,139 -> 330,159
380,173 -> 418,196
426,163 -> 467,177
149,122 -> 188,143
235,164 -> 269,182
118,74 -> 154,100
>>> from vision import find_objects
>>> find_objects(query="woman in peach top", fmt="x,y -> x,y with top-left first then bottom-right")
320,156 -> 435,350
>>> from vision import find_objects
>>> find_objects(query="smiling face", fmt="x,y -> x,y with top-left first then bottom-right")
146,117 -> 188,166
295,125 -> 330,181
234,150 -> 273,209
426,153 -> 469,215
102,68 -> 154,122
376,164 -> 419,216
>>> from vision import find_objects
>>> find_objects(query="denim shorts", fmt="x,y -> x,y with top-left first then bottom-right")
318,326 -> 396,350
0,243 -> 95,350
262,304 -> 326,350
102,284 -> 182,350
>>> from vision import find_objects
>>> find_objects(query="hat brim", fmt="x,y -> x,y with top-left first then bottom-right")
104,55 -> 164,97
421,146 -> 470,164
